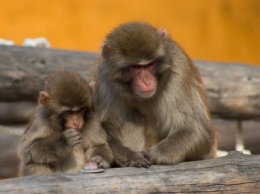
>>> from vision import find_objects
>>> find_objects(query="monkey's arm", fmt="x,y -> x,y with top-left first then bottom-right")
83,118 -> 114,168
86,143 -> 113,169
108,135 -> 151,168
144,126 -> 216,165
19,129 -> 81,164
103,122 -> 151,168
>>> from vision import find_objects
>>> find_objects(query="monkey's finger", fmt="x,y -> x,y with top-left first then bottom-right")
71,135 -> 82,142
138,159 -> 151,168
97,161 -> 110,169
64,129 -> 82,138
143,162 -> 151,168
70,140 -> 82,146
137,153 -> 151,167
64,129 -> 81,138
91,156 -> 110,169
91,155 -> 103,163
124,161 -> 141,168
67,133 -> 82,141
143,152 -> 152,161
92,156 -> 103,167
65,128 -> 77,133
124,159 -> 151,168
68,136 -> 82,146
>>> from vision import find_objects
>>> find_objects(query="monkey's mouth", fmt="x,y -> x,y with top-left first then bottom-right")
137,88 -> 156,98
74,127 -> 83,132
145,90 -> 155,97
64,126 -> 81,131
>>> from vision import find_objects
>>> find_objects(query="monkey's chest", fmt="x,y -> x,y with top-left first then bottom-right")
121,113 -> 161,151
60,145 -> 85,172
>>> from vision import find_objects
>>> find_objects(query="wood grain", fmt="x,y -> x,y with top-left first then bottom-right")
0,152 -> 259,193
0,45 -> 260,121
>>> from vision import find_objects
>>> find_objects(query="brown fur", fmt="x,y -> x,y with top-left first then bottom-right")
17,71 -> 113,176
94,22 -> 217,167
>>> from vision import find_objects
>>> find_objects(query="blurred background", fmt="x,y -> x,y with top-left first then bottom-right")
0,0 -> 259,180
0,0 -> 260,65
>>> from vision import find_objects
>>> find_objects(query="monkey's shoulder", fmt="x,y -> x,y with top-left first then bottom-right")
21,121 -> 54,143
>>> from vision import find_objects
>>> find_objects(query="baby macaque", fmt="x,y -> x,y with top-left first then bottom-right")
17,71 -> 113,176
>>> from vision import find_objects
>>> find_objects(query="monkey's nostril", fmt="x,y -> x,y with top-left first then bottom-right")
73,123 -> 80,129
144,81 -> 150,86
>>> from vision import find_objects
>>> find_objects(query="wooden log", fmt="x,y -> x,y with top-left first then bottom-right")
0,45 -> 97,102
0,46 -> 260,120
1,120 -> 259,180
0,128 -> 21,179
195,61 -> 260,120
0,102 -> 35,124
0,152 -> 259,193
214,119 -> 260,154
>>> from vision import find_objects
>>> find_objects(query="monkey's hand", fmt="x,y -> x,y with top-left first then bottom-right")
91,155 -> 110,169
63,129 -> 82,147
143,150 -> 156,164
123,152 -> 151,168
143,149 -> 173,165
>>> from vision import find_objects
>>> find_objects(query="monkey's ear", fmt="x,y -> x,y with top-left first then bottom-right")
38,91 -> 50,105
101,44 -> 110,59
89,81 -> 96,90
158,28 -> 168,37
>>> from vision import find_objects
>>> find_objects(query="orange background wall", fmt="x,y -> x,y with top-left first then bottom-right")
0,0 -> 260,65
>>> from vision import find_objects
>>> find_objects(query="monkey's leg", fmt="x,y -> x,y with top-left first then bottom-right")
21,164 -> 53,176
102,122 -> 151,168
107,135 -> 151,168
235,120 -> 251,154
86,145 -> 113,169
144,128 -> 215,165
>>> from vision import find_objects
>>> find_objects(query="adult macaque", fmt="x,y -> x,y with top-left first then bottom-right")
94,21 -> 217,167
17,71 -> 113,176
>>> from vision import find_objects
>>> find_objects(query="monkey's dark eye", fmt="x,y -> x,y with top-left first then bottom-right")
147,61 -> 155,66
129,65 -> 142,73
150,58 -> 161,66
82,107 -> 90,119
132,65 -> 141,69
156,57 -> 165,64
64,110 -> 74,115
78,107 -> 88,114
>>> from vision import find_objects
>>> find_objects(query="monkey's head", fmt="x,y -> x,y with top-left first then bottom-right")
101,21 -> 172,99
38,71 -> 92,130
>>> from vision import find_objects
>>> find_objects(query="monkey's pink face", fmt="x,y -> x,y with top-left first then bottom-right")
63,108 -> 86,130
128,60 -> 157,98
